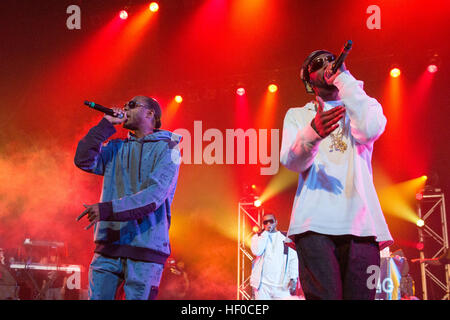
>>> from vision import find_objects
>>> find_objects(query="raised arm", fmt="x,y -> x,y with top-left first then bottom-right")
334,71 -> 387,145
74,118 -> 117,175
250,232 -> 270,257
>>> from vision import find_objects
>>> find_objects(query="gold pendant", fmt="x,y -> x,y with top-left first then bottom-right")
336,140 -> 347,153
330,135 -> 347,153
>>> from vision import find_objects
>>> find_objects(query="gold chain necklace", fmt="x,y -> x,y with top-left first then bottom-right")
314,101 -> 347,153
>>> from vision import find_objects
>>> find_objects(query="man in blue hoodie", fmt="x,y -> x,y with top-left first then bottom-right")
75,95 -> 182,300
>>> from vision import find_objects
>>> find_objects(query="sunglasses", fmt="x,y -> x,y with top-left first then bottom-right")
308,55 -> 336,74
124,101 -> 148,109
263,219 -> 275,225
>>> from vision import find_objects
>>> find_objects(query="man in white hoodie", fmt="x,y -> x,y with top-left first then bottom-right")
250,214 -> 299,300
280,49 -> 393,299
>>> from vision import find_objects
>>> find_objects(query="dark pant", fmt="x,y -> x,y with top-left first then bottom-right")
294,232 -> 380,300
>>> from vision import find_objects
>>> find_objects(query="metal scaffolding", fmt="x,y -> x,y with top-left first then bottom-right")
237,201 -> 263,300
417,191 -> 449,300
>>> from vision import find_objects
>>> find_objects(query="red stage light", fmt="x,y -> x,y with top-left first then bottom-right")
416,242 -> 424,251
390,68 -> 401,78
236,87 -> 246,96
119,10 -> 128,20
149,2 -> 159,12
427,64 -> 438,73
416,192 -> 423,201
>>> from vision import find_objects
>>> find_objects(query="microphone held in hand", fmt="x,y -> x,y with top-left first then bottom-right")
331,40 -> 353,74
84,100 -> 124,119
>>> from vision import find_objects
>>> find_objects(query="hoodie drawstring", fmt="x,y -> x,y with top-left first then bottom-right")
138,142 -> 144,181
127,144 -> 131,170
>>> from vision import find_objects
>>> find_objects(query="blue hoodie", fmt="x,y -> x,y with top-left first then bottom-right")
74,118 -> 182,265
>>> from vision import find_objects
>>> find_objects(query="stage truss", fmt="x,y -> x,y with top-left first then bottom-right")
417,192 -> 449,300
237,201 -> 263,300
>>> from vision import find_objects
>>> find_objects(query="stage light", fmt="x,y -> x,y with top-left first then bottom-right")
251,184 -> 256,190
426,54 -> 441,74
390,68 -> 401,78
416,192 -> 423,201
254,199 -> 262,208
377,174 -> 429,224
149,2 -> 159,12
236,87 -> 246,96
259,167 -> 298,204
268,84 -> 278,93
252,225 -> 260,233
416,242 -> 424,251
427,64 -> 438,73
421,175 -> 428,181
175,95 -> 183,103
119,10 -> 128,20
416,219 -> 425,227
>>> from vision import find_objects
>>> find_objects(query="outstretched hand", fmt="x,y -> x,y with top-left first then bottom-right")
76,203 -> 100,230
311,96 -> 345,138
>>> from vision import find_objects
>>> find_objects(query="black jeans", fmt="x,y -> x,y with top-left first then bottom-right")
294,231 -> 380,300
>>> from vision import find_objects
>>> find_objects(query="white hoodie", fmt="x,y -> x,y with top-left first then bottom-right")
280,71 -> 393,250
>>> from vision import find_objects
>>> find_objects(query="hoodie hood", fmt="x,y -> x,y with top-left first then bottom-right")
124,129 -> 182,180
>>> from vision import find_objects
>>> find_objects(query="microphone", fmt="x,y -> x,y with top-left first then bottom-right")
331,40 -> 353,74
84,101 -> 124,119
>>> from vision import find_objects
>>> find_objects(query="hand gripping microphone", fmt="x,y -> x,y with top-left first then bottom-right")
331,40 -> 353,74
84,101 -> 124,119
